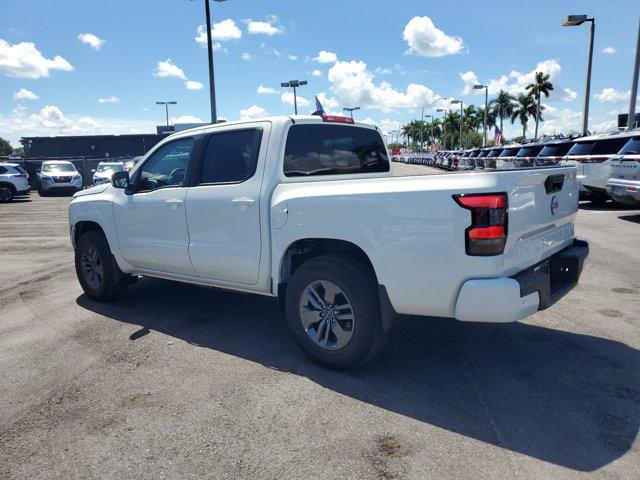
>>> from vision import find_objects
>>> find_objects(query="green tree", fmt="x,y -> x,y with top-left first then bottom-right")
490,90 -> 515,133
0,137 -> 13,156
526,71 -> 554,141
510,93 -> 540,141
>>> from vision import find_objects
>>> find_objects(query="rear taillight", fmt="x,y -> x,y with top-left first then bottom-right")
454,193 -> 508,256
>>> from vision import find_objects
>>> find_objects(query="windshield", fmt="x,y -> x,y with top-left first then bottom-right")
538,142 -> 574,157
517,146 -> 544,157
96,163 -> 124,173
42,163 -> 76,173
499,147 -> 520,157
487,149 -> 503,157
619,137 -> 640,155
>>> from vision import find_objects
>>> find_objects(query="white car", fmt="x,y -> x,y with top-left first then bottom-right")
606,132 -> 640,206
560,131 -> 631,203
92,162 -> 126,186
38,160 -> 83,196
69,115 -> 588,368
0,162 -> 30,202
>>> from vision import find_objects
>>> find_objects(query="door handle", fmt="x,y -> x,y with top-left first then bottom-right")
164,198 -> 183,207
232,197 -> 256,209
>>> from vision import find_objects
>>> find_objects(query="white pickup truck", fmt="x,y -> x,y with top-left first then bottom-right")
69,115 -> 588,368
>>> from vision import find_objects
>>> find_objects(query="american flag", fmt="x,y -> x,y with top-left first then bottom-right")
494,126 -> 503,146
313,96 -> 325,115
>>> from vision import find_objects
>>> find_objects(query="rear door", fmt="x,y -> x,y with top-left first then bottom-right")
185,124 -> 269,285
499,167 -> 579,272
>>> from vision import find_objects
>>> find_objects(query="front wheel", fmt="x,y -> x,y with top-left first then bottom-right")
75,230 -> 125,301
285,254 -> 385,369
0,185 -> 14,203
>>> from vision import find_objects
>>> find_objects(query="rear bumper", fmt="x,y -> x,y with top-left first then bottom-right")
606,178 -> 640,203
455,239 -> 589,323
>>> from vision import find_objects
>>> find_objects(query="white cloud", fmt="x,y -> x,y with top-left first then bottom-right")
602,46 -> 617,55
315,92 -> 340,114
402,16 -> 465,57
257,84 -> 277,94
375,67 -> 392,75
327,59 -> 441,112
239,104 -> 267,119
154,58 -> 186,80
241,52 -> 251,61
288,54 -> 298,61
361,118 -> 401,135
13,88 -> 38,100
311,69 -> 322,77
281,91 -> 310,107
0,39 -> 74,79
78,33 -> 106,50
185,80 -> 204,90
595,87 -> 630,103
245,18 -> 283,36
269,48 -> 281,57
313,50 -> 338,64
460,59 -> 577,103
537,104 -> 582,136
98,96 -> 121,104
195,20 -> 242,44
173,115 -> 204,124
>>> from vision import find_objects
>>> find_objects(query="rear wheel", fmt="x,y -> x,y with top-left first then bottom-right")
285,254 -> 385,369
0,184 -> 15,203
75,230 -> 125,301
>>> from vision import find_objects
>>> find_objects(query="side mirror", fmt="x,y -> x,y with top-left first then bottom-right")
91,169 -> 96,173
111,170 -> 130,190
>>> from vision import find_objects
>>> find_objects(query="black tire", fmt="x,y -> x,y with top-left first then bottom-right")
285,254 -> 385,369
75,230 -> 125,302
38,187 -> 47,197
0,184 -> 15,203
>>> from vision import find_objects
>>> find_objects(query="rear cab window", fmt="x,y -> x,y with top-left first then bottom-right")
499,147 -> 520,157
538,142 -> 574,157
283,124 -> 389,177
567,137 -> 629,156
619,137 -> 640,155
516,145 -> 544,157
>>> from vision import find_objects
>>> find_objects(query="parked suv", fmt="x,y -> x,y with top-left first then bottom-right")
606,132 -> 640,206
535,138 -> 576,167
496,145 -> 522,170
560,132 -> 631,202
513,142 -> 546,168
0,162 -> 30,202
38,160 -> 83,196
92,162 -> 126,186
483,146 -> 504,170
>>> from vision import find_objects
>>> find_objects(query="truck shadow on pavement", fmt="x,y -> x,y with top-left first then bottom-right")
77,277 -> 640,472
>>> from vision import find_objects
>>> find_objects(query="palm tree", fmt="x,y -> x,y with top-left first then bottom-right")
526,71 -> 554,141
510,93 -> 539,141
442,111 -> 461,149
490,90 -> 515,133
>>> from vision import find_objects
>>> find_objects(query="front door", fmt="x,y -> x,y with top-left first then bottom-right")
113,136 -> 197,276
185,125 -> 267,284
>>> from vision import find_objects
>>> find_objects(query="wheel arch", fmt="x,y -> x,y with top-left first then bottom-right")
0,181 -> 17,194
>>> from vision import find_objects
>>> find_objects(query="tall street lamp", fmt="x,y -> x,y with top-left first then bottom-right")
626,16 -> 640,131
474,84 -> 488,146
156,101 -> 177,127
450,99 -> 463,149
281,80 -> 308,115
562,14 -> 595,136
201,0 -> 226,124
343,107 -> 360,119
437,108 -> 447,148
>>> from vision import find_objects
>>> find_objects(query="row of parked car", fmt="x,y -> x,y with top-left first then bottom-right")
394,129 -> 640,206
0,159 -> 134,202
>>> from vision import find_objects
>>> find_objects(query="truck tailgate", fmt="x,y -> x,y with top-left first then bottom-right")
499,167 -> 579,274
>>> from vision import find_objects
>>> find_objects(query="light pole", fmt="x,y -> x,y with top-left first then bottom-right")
450,99 -> 463,149
437,108 -> 447,149
562,14 -> 595,136
343,107 -> 360,119
156,101 -> 177,127
474,84 -> 488,146
423,113 -> 432,151
202,0 -> 226,124
626,16 -> 640,131
281,80 -> 308,115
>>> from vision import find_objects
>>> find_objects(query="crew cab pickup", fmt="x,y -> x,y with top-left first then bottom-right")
69,115 -> 588,368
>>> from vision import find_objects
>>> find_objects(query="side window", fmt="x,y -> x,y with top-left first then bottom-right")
139,138 -> 194,191
593,138 -> 630,155
199,129 -> 262,184
0,166 -> 7,174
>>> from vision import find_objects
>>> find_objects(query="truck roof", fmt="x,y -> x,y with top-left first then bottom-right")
176,115 -> 380,137
575,129 -> 640,143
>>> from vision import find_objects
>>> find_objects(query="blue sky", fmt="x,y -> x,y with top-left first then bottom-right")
1,0 -> 638,146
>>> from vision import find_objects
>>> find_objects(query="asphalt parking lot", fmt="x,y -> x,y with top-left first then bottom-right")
1,165 -> 639,480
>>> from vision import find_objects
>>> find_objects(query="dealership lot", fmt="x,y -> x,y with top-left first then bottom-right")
1,163 -> 639,479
